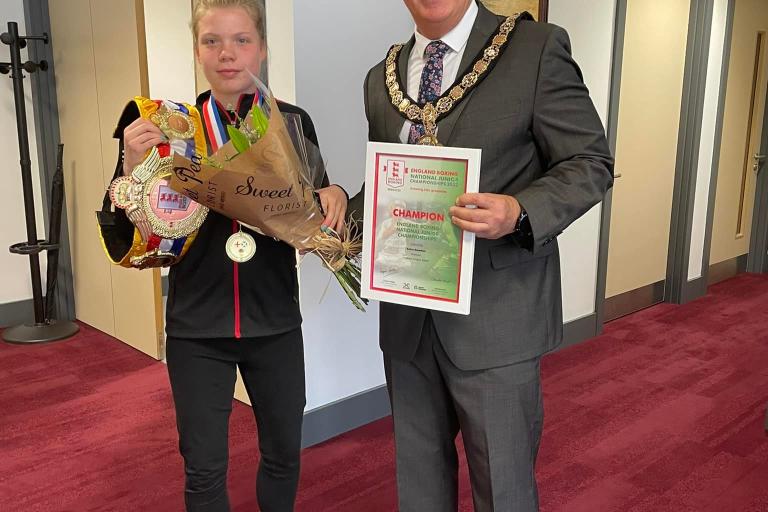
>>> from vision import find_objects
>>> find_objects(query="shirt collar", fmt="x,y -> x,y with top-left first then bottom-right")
412,0 -> 479,57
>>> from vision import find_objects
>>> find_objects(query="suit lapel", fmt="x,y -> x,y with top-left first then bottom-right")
440,3 -> 501,146
380,36 -> 415,143
398,36 -> 412,87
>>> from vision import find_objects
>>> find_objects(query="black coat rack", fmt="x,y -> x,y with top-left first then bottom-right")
1,21 -> 78,344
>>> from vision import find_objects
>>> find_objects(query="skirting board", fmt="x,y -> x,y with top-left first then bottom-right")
161,276 -> 600,446
560,313 -> 598,350
301,314 -> 599,447
680,276 -> 708,304
707,254 -> 748,287
0,299 -> 35,328
302,385 -> 391,448
677,255 -> 752,305
604,281 -> 665,322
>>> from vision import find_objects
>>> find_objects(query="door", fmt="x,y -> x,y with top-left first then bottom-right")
49,0 -> 165,359
604,0 -> 691,320
709,0 -> 768,283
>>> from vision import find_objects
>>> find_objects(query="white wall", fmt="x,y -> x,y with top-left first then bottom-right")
293,1 -> 414,411
548,0 -> 617,322
144,0 -> 199,281
264,0 -> 296,103
143,0 -> 197,105
0,0 -> 48,310
113,0 -> 619,410
688,0 -> 729,280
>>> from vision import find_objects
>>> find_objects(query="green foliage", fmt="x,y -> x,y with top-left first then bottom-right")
227,125 -> 251,154
251,106 -> 270,138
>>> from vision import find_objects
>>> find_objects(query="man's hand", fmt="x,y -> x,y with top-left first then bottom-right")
122,118 -> 166,175
317,184 -> 348,234
449,193 -> 522,239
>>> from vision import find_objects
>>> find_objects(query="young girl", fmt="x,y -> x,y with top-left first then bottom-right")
120,1 -> 347,510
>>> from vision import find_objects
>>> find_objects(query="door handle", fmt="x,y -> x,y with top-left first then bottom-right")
756,154 -> 767,174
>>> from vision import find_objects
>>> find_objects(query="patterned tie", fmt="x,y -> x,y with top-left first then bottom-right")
408,40 -> 451,144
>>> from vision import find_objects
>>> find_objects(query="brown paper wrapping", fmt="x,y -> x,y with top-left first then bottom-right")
168,97 -> 324,252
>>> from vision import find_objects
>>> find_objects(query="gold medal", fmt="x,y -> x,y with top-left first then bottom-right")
149,105 -> 196,140
226,229 -> 257,263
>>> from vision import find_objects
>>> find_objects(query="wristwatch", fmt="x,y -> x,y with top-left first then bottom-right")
510,207 -> 534,251
514,208 -> 529,233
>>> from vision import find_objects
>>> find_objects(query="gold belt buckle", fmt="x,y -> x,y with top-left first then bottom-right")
129,248 -> 177,269
108,147 -> 208,241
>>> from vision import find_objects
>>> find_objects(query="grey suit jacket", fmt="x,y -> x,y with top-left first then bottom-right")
349,3 -> 614,371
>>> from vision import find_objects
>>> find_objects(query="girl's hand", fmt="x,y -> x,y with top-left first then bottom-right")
317,185 -> 348,234
122,118 -> 166,175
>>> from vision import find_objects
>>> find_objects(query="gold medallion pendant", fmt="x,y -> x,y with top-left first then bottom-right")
385,12 -> 526,146
150,105 -> 197,140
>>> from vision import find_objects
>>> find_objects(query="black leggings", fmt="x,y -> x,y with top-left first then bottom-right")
166,329 -> 306,512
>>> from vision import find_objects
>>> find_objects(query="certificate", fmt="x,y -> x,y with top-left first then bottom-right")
361,142 -> 481,315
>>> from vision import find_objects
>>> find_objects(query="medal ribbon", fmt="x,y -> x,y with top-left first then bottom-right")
202,93 -> 259,268
202,94 -> 228,153
202,92 -> 265,153
158,100 -> 197,159
145,99 -> 202,259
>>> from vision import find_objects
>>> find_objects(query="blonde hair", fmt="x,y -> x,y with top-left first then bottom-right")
191,0 -> 266,45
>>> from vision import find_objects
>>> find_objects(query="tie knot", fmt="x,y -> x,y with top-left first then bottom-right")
424,40 -> 450,59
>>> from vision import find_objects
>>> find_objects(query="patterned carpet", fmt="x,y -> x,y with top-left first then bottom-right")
1,274 -> 767,511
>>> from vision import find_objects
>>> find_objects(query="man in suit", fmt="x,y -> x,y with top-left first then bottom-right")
349,1 -> 613,510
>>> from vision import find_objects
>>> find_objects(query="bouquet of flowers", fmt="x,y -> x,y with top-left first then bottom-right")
168,76 -> 366,311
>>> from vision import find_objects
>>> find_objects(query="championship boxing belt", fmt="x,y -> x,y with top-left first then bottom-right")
97,98 -> 208,269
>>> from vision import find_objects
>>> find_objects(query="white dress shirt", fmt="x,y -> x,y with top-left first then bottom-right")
398,0 -> 479,143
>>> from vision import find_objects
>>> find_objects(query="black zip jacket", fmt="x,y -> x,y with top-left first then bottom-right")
110,91 -> 328,339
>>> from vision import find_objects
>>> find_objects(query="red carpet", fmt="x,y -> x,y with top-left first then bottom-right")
1,273 -> 767,511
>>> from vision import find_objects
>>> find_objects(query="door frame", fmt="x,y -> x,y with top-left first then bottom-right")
597,0 -> 719,327
593,0 -> 626,331
654,0 -> 767,302
665,0 -> 720,304
597,0 -> 747,331
747,80 -> 768,273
